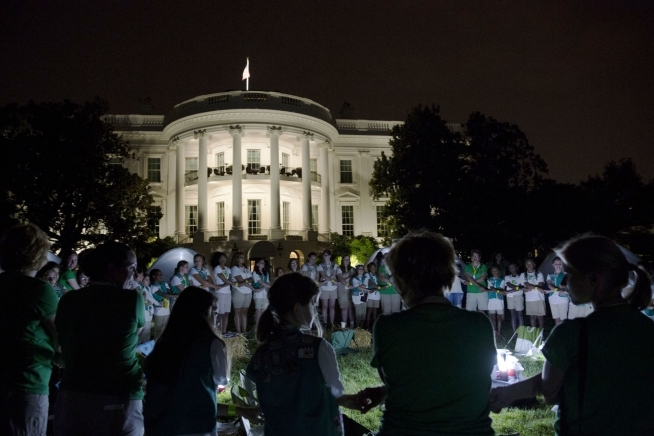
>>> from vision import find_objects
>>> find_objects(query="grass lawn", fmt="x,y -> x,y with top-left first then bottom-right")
218,319 -> 556,436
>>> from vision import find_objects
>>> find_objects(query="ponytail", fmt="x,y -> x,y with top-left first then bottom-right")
628,265 -> 653,310
255,306 -> 279,343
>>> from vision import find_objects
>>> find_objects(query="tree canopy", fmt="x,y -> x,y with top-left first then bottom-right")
0,97 -> 162,253
370,105 -> 549,257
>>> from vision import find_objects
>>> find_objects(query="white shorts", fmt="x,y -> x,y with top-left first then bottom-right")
466,292 -> 489,311
487,298 -> 504,314
216,293 -> 231,314
550,302 -> 568,320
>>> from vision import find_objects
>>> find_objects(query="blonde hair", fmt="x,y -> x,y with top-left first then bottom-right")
385,230 -> 456,307
0,223 -> 50,273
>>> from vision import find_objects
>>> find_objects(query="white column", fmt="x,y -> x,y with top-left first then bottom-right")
195,129 -> 208,235
319,142 -> 330,234
174,138 -> 185,237
328,148 -> 335,233
229,126 -> 244,240
268,126 -> 284,240
359,150 -> 372,234
301,132 -> 313,232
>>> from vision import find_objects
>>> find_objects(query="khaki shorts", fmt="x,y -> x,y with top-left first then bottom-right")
232,289 -> 252,309
367,298 -> 380,308
253,296 -> 269,310
380,293 -> 402,314
466,292 -> 489,311
320,288 -> 337,301
337,284 -> 351,308
216,293 -> 231,314
506,295 -> 524,311
550,302 -> 568,320
526,300 -> 546,316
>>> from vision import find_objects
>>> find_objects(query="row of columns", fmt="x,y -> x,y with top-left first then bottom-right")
172,126 -> 331,241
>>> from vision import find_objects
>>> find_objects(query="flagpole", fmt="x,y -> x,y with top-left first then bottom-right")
246,77 -> 249,91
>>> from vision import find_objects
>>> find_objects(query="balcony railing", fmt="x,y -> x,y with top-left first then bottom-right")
184,166 -> 321,183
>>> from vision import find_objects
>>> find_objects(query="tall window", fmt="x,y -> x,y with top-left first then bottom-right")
147,157 -> 161,183
185,205 -> 198,235
147,206 -> 160,236
216,202 -> 225,236
281,153 -> 290,169
312,205 -> 319,231
215,152 -> 225,172
282,202 -> 291,230
340,160 -> 353,183
376,205 -> 387,237
247,149 -> 261,172
248,200 -> 261,235
341,205 -> 354,236
185,157 -> 198,173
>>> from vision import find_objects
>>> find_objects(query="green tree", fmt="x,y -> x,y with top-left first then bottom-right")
328,233 -> 379,265
370,105 -> 465,238
0,98 -> 162,253
370,106 -> 549,258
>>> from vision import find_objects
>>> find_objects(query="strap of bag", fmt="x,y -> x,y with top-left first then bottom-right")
578,318 -> 588,434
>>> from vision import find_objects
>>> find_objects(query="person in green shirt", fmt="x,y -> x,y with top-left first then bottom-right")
490,235 -> 654,435
0,223 -> 58,436
358,231 -> 496,436
57,250 -> 81,293
54,241 -> 145,436
464,249 -> 488,313
377,252 -> 402,314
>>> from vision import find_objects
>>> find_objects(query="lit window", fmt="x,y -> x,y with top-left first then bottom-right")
283,202 -> 291,230
185,205 -> 198,235
340,160 -> 353,184
248,200 -> 261,235
216,202 -> 225,236
342,205 -> 354,236
247,149 -> 261,172
281,153 -> 290,169
147,157 -> 161,183
215,152 -> 225,173
185,157 -> 198,173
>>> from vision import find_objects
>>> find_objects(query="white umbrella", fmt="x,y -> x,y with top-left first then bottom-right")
147,247 -> 198,284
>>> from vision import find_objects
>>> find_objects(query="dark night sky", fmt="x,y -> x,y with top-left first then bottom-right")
1,0 -> 653,184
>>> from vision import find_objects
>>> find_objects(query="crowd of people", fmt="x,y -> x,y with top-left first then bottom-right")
2,222 -> 654,436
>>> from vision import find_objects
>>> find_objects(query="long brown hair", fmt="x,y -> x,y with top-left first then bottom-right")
146,287 -> 224,382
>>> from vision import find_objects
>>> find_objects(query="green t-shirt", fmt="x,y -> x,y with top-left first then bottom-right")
464,263 -> 487,293
56,284 -> 145,400
57,268 -> 76,291
377,264 -> 398,295
0,272 -> 59,394
543,305 -> 654,435
371,303 -> 496,435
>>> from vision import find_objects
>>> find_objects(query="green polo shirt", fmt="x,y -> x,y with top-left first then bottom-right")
0,272 -> 59,394
464,263 -> 487,294
377,264 -> 398,295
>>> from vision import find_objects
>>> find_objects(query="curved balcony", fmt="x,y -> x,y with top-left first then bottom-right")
165,91 -> 334,126
184,166 -> 321,186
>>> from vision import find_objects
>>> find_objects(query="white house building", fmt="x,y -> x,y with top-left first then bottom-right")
107,90 -> 457,264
